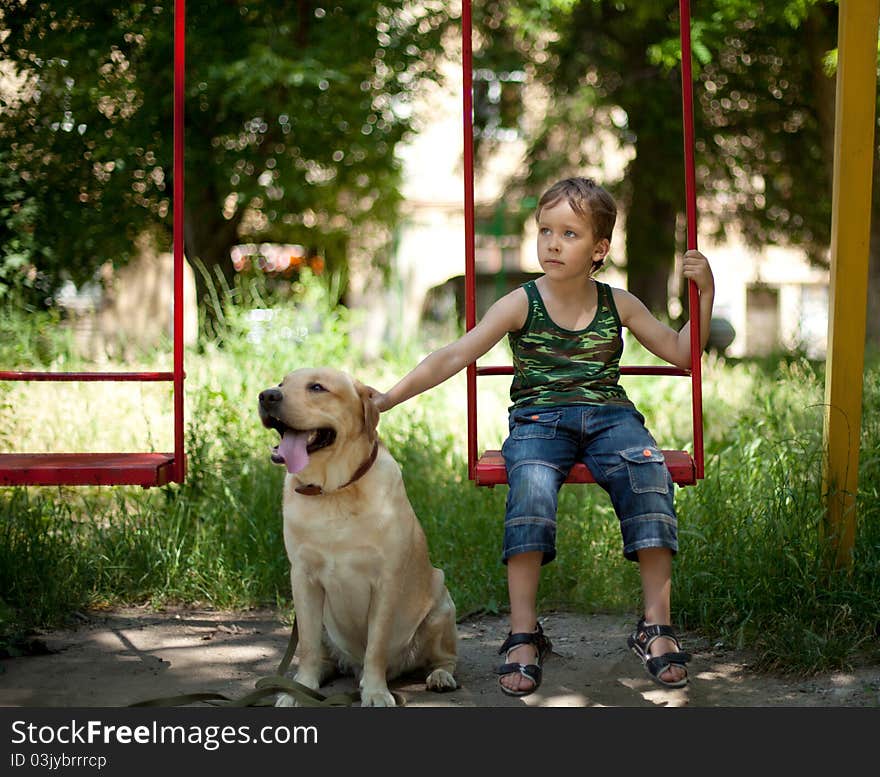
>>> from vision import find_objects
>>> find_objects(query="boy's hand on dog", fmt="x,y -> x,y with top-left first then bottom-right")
368,388 -> 391,414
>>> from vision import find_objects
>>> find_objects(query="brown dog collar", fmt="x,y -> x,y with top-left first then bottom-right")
294,441 -> 379,496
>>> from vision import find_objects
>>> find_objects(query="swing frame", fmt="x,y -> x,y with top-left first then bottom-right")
0,0 -> 188,488
461,0 -> 704,488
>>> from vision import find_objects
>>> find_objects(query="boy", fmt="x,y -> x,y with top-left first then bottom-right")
373,177 -> 714,694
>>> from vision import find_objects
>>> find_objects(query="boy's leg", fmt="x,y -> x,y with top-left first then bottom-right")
637,546 -> 686,685
500,550 -> 543,694
500,406 -> 578,694
581,406 -> 685,683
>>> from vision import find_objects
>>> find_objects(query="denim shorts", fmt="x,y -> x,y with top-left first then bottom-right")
500,403 -> 678,565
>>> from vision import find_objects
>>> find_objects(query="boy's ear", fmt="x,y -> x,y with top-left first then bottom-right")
589,239 -> 610,276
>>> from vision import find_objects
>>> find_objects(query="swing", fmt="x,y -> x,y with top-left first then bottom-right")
461,0 -> 704,488
0,0 -> 188,488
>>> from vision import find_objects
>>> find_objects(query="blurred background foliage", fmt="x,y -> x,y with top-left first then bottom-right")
2,1 -> 877,334
0,0 -> 451,313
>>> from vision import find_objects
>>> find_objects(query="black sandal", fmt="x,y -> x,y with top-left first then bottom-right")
494,622 -> 552,697
627,617 -> 692,689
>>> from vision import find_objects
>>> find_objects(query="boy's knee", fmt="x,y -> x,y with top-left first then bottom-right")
503,462 -> 563,568
507,461 -> 562,511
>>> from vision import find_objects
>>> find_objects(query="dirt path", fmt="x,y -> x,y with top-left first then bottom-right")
1,607 -> 878,708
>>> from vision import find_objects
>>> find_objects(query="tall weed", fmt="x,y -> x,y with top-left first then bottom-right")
675,359 -> 880,673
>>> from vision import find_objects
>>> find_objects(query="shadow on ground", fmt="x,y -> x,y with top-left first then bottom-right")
1,608 -> 877,708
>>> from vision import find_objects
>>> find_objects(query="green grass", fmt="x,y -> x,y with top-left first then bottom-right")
1,277 -> 878,676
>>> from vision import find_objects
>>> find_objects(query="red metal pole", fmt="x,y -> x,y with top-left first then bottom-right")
0,371 -> 175,381
679,0 -> 704,479
173,0 -> 186,483
462,0 -> 477,481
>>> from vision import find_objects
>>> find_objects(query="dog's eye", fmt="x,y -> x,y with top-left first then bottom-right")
308,382 -> 327,393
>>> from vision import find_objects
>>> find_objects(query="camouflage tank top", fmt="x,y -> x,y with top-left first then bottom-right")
508,280 -> 632,410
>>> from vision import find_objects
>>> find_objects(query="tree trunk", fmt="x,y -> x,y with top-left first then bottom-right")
622,129 -> 681,319
804,5 -> 838,188
183,186 -> 243,334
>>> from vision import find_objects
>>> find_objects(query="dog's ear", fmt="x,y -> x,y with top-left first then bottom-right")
355,381 -> 380,440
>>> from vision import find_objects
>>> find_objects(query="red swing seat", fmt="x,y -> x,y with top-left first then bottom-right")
474,449 -> 697,488
0,453 -> 178,488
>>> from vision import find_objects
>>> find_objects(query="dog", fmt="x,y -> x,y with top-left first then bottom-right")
258,367 -> 458,707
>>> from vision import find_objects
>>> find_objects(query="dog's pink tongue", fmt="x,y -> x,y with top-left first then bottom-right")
277,430 -> 310,474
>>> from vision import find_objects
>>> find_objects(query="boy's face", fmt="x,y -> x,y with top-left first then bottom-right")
536,199 -> 609,280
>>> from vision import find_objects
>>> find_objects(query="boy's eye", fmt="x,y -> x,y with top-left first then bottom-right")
564,230 -> 577,238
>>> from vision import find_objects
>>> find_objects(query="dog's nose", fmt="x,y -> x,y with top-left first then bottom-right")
259,388 -> 282,406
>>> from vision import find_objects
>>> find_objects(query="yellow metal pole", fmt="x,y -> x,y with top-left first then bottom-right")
822,0 -> 880,568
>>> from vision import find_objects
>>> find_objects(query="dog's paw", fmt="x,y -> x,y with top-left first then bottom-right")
359,687 -> 397,707
274,671 -> 322,708
426,668 -> 457,692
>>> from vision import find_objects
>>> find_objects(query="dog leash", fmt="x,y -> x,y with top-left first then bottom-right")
129,617 -> 404,708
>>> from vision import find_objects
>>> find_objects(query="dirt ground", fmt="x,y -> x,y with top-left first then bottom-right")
1,607 -> 878,708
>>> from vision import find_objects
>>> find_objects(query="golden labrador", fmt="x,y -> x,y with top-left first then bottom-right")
258,367 -> 458,707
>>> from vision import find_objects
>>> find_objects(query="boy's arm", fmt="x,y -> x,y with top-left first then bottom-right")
374,288 -> 528,412
614,250 -> 715,369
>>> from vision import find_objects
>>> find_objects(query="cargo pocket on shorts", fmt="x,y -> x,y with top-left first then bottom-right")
620,446 -> 669,494
511,410 -> 562,440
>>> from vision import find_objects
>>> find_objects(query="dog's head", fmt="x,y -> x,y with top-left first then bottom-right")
258,367 -> 379,488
